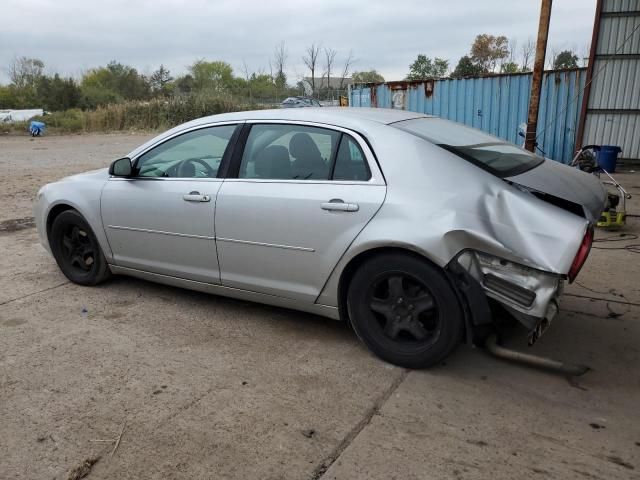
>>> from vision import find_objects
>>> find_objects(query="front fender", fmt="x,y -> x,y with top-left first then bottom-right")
34,170 -> 112,261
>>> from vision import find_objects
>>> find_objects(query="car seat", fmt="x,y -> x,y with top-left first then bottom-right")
254,145 -> 291,179
289,133 -> 328,179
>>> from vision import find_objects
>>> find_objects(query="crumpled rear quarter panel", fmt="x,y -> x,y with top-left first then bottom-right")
317,125 -> 587,307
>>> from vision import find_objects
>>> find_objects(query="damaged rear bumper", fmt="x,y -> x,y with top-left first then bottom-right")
453,250 -> 564,341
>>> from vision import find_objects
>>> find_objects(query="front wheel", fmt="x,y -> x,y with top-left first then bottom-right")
347,253 -> 464,368
50,210 -> 111,286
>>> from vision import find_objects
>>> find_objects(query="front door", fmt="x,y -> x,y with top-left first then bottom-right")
101,124 -> 239,283
215,122 -> 386,302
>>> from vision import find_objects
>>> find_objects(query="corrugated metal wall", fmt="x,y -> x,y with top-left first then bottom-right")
579,0 -> 640,162
350,69 -> 586,163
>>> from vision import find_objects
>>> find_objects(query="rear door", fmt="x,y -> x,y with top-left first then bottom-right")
215,121 -> 386,302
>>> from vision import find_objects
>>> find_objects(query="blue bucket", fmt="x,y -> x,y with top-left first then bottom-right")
597,145 -> 622,173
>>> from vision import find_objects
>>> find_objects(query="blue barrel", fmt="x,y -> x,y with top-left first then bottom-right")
597,145 -> 622,173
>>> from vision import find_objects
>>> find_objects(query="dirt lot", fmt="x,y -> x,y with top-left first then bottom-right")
0,134 -> 155,225
1,134 -> 639,479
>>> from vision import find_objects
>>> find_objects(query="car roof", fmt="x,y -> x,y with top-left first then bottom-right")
192,107 -> 429,126
127,108 -> 431,158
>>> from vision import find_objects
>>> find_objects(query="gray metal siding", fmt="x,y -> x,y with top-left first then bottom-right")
597,16 -> 640,55
589,59 -> 640,109
602,0 -> 640,13
582,0 -> 640,161
584,113 -> 640,155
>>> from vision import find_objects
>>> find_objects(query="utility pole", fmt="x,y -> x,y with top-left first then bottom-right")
525,0 -> 553,153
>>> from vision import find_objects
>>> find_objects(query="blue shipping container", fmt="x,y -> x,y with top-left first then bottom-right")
349,69 -> 586,163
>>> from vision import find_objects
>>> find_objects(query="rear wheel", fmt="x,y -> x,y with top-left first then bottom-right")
347,253 -> 464,368
50,210 -> 111,285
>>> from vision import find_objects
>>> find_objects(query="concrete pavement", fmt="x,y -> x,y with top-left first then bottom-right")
1,134 -> 638,479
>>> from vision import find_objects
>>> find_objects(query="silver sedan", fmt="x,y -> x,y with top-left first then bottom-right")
34,108 -> 605,368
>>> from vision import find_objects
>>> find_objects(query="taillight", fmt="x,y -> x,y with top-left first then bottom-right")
568,227 -> 594,283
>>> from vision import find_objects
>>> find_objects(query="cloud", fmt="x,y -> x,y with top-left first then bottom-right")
0,0 -> 596,82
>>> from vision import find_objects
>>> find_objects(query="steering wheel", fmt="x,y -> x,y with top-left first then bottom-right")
176,157 -> 216,177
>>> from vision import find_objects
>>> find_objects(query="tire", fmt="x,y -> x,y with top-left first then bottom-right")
49,210 -> 111,286
347,253 -> 464,368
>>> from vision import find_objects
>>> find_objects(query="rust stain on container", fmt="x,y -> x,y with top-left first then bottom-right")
424,79 -> 435,97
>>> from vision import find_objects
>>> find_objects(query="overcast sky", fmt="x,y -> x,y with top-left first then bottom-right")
0,0 -> 597,83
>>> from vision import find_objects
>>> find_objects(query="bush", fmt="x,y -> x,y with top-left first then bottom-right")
33,109 -> 85,132
2,95 -> 261,135
82,95 -> 258,132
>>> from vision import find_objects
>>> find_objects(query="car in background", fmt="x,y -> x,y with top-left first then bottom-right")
34,108 -> 605,368
280,96 -> 322,108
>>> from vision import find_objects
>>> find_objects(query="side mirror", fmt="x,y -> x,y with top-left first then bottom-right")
109,157 -> 133,177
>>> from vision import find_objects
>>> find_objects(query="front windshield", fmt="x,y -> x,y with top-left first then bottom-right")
392,117 -> 543,177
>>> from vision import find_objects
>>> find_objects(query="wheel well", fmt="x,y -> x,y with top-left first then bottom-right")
46,204 -> 75,240
337,246 -> 441,324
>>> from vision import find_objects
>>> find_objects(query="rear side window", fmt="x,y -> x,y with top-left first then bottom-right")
238,124 -> 371,181
392,118 -> 543,177
333,135 -> 371,181
240,124 -> 338,180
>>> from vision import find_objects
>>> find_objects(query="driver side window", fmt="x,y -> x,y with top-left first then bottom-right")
135,124 -> 237,178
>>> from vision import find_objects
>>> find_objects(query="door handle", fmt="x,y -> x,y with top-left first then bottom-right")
321,199 -> 359,212
183,191 -> 211,202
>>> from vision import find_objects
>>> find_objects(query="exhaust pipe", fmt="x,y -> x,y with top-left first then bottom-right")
484,334 -> 590,377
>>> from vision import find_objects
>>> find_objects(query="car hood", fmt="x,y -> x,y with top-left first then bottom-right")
507,160 -> 606,223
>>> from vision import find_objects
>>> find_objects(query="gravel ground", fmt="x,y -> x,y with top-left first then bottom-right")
1,134 -> 639,479
0,133 -> 154,224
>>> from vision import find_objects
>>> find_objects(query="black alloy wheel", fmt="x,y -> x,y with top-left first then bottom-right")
368,273 -> 441,347
50,210 -> 111,285
347,253 -> 464,368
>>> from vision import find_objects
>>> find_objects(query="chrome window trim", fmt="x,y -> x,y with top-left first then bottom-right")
108,177 -> 224,183
222,178 -> 380,185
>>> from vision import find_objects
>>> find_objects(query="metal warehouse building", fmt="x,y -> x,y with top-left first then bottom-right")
576,0 -> 640,164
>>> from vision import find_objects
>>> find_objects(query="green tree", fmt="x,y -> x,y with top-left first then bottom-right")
500,62 -> 520,74
174,74 -> 195,95
150,65 -> 174,96
274,71 -> 287,91
351,70 -> 385,83
80,61 -> 149,107
245,73 -> 277,100
80,86 -> 121,109
189,60 -> 234,93
470,34 -> 509,73
0,85 -> 14,108
553,50 -> 579,69
37,74 -> 81,111
406,55 -> 448,80
451,56 -> 483,78
6,56 -> 45,107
